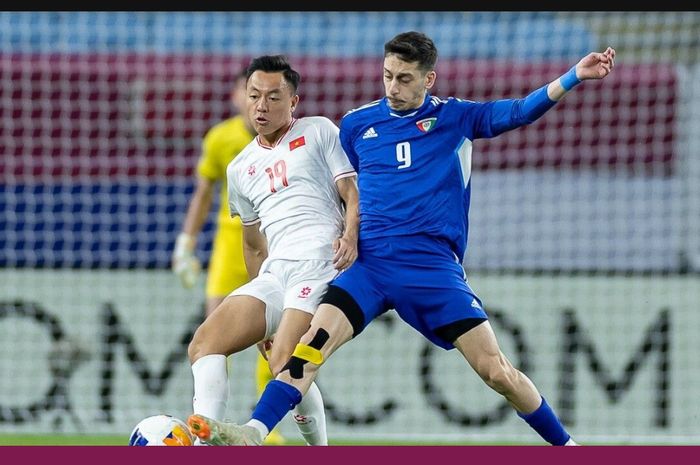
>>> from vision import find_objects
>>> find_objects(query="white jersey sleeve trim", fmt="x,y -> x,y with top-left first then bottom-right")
240,217 -> 261,226
333,170 -> 357,182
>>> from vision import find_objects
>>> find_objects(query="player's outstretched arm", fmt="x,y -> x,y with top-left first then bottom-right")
547,46 -> 616,101
486,46 -> 617,136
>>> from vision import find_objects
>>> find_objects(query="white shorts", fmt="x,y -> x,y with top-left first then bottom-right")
229,258 -> 340,339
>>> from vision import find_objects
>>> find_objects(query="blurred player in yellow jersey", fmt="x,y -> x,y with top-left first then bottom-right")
171,69 -> 286,445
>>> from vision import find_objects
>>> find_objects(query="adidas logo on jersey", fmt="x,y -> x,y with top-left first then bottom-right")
471,298 -> 482,309
362,127 -> 378,139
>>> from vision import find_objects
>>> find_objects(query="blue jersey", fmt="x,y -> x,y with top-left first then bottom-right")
339,88 -> 554,261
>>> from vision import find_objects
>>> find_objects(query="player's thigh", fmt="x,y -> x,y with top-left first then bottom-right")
263,259 -> 341,369
301,302 -> 355,358
205,296 -> 224,317
191,294 -> 267,356
320,259 -> 388,338
452,320 -> 503,372
393,262 -> 487,350
266,308 -> 314,374
230,268 -> 285,342
205,225 -> 248,298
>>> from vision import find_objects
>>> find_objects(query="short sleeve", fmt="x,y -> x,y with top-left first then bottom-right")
317,117 -> 356,181
226,162 -> 258,224
338,115 -> 359,172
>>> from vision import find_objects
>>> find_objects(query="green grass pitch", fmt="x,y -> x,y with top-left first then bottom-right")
0,434 -> 519,446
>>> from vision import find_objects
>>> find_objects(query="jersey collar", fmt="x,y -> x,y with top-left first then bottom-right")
382,94 -> 432,118
256,118 -> 298,150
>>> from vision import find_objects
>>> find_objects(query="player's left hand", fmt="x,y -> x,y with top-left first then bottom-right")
332,235 -> 358,271
576,46 -> 615,80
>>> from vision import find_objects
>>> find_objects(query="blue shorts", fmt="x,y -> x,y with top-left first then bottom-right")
329,235 -> 487,350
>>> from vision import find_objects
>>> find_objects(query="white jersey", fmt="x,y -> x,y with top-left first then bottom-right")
227,116 -> 356,260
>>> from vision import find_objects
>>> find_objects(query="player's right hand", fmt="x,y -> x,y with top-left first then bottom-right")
332,235 -> 358,271
172,232 -> 202,289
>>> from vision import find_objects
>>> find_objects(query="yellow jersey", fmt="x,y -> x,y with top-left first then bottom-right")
196,115 -> 255,297
197,115 -> 255,225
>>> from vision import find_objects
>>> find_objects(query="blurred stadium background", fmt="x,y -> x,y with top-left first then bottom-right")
1,11 -> 699,445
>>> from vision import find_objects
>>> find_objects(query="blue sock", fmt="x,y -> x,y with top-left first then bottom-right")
517,396 -> 570,445
251,380 -> 303,432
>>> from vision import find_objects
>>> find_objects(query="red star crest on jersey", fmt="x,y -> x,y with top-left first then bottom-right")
247,165 -> 256,176
298,286 -> 311,298
289,136 -> 306,151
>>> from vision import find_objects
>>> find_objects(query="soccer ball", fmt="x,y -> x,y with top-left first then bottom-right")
128,414 -> 194,446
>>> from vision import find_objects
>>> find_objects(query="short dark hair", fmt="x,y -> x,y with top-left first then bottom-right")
245,55 -> 301,93
384,31 -> 438,72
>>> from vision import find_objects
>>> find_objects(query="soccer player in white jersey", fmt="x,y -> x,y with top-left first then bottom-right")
186,55 -> 358,446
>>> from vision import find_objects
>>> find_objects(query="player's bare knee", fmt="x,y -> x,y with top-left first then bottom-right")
480,358 -> 518,394
297,327 -> 317,346
187,324 -> 213,363
187,332 -> 203,364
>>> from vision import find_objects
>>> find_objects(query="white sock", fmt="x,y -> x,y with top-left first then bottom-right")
292,381 -> 328,445
565,438 -> 579,446
245,419 -> 269,440
191,354 -> 229,420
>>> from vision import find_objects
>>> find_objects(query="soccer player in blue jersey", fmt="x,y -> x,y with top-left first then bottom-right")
188,31 -> 615,446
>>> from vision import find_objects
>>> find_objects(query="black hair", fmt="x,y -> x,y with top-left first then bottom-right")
245,55 -> 301,93
384,31 -> 438,72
